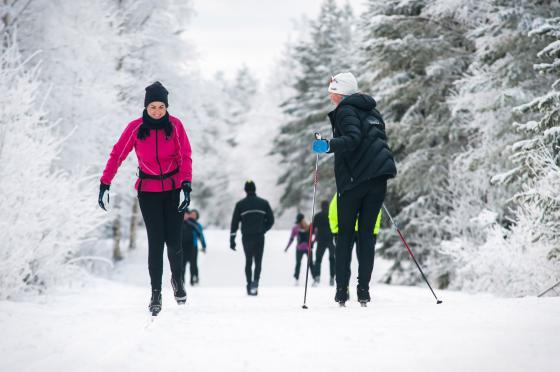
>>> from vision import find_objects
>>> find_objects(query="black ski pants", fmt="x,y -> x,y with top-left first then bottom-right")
336,178 -> 386,290
138,190 -> 184,291
182,239 -> 198,284
242,234 -> 264,284
314,240 -> 335,279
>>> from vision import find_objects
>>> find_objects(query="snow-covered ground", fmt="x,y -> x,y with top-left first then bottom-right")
1,230 -> 559,372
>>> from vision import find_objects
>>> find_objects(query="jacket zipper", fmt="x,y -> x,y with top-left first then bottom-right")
155,129 -> 164,191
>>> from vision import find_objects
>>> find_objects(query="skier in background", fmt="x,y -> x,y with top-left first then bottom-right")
230,181 -> 275,296
312,200 -> 335,286
182,208 -> 206,286
312,72 -> 396,306
98,81 -> 192,315
285,213 -> 316,285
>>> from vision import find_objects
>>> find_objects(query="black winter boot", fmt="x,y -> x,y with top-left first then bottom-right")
171,275 -> 187,304
335,287 -> 349,306
149,289 -> 162,316
357,286 -> 371,306
249,281 -> 259,296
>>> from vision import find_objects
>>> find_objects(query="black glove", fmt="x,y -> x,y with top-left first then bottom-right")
178,181 -> 191,213
98,183 -> 110,211
230,235 -> 236,251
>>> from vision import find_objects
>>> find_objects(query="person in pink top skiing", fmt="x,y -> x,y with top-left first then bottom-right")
98,81 -> 192,316
285,213 -> 316,285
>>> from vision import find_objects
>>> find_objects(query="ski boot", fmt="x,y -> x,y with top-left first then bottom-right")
329,277 -> 335,287
249,281 -> 259,296
171,275 -> 187,305
335,287 -> 349,307
357,286 -> 371,307
246,283 -> 252,295
149,289 -> 162,316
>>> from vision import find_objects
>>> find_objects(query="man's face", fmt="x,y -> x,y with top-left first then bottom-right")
329,93 -> 344,106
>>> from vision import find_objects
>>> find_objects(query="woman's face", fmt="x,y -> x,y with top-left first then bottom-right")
146,101 -> 167,119
329,93 -> 344,106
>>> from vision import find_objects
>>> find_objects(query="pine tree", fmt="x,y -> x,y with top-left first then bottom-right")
436,0 -> 560,293
510,15 -> 560,266
358,0 -> 473,286
274,0 -> 356,212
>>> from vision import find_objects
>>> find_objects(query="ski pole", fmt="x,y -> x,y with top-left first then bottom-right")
302,132 -> 321,309
538,279 -> 560,297
382,204 -> 443,304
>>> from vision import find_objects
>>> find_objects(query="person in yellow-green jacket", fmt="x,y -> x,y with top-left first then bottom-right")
328,194 -> 382,291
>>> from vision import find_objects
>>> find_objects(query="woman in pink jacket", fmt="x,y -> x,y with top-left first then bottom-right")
98,81 -> 192,316
285,213 -> 316,285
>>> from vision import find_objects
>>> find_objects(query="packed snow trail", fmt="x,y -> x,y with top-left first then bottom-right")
1,231 -> 559,372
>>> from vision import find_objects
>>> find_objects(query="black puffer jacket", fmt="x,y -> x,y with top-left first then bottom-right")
328,93 -> 397,193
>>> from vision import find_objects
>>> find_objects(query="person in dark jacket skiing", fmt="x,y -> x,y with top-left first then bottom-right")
230,180 -> 275,296
312,201 -> 335,286
285,213 -> 316,285
313,72 -> 397,306
181,209 -> 206,286
99,81 -> 192,315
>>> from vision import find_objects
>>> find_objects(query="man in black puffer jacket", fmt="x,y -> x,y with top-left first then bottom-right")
230,180 -> 275,296
313,72 -> 397,306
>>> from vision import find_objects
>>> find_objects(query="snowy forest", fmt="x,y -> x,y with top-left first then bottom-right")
1,0 -> 559,301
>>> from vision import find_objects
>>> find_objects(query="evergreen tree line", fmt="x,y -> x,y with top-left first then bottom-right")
274,0 -> 560,296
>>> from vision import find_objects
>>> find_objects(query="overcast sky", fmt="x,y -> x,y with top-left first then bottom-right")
188,0 -> 366,81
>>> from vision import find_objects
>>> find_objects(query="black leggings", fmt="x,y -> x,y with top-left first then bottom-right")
138,190 -> 184,290
336,178 -> 386,290
182,241 -> 198,283
314,240 -> 335,279
242,235 -> 264,284
295,250 -> 314,280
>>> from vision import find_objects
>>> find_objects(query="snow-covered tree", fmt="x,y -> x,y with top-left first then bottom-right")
0,38 -> 103,299
436,1 -> 560,293
17,0 -> 200,256
274,0 -> 356,212
357,0 -> 473,286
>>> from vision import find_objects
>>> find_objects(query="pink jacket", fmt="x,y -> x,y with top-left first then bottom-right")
100,115 -> 192,192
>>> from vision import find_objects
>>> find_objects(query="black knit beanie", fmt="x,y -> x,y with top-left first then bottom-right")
244,180 -> 256,193
144,81 -> 169,107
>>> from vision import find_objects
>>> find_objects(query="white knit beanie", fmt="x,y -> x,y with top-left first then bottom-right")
328,72 -> 359,95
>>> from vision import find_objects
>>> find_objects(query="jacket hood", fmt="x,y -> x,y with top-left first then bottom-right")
338,93 -> 376,111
